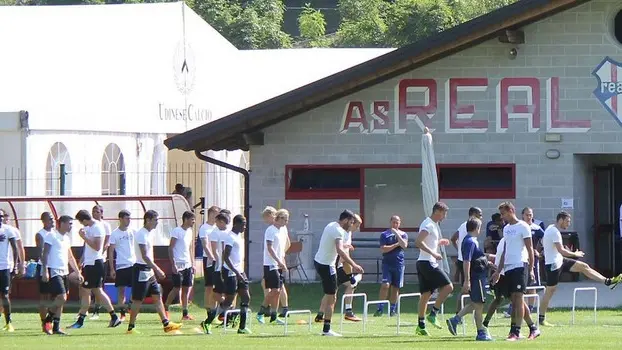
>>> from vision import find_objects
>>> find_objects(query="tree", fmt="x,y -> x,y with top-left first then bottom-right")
297,3 -> 327,47
385,0 -> 458,47
191,0 -> 292,49
332,0 -> 388,48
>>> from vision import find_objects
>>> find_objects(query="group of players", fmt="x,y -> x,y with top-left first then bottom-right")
2,200 -> 622,340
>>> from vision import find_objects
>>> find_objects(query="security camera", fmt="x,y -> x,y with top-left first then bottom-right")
508,47 -> 518,59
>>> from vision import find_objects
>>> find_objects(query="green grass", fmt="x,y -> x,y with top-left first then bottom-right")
1,281 -> 621,349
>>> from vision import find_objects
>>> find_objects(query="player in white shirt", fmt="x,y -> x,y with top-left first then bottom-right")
107,210 -> 136,322
490,201 -> 538,341
90,205 -> 112,320
70,210 -> 120,329
164,211 -> 196,321
36,212 -> 55,334
313,210 -> 364,337
450,207 -> 482,317
204,215 -> 251,334
0,210 -> 25,332
198,205 -> 220,323
126,210 -> 182,334
539,211 -> 622,327
201,211 -> 230,333
414,202 -> 452,336
41,215 -> 82,336
257,209 -> 290,325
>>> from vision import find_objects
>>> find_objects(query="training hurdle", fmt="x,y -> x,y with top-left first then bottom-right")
364,300 -> 390,333
283,310 -> 312,335
222,308 -> 251,333
395,293 -> 445,335
340,293 -> 368,332
572,287 -> 597,325
396,293 -> 420,334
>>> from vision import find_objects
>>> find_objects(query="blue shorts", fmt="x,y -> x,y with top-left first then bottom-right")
381,263 -> 404,288
470,275 -> 487,304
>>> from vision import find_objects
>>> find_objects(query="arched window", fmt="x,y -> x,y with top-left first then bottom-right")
46,142 -> 72,195
101,143 -> 126,195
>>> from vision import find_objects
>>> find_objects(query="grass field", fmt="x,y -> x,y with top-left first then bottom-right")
1,280 -> 621,349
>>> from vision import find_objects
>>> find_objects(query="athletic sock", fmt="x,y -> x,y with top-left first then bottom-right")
538,314 -> 545,324
5,312 -> 11,324
345,304 -> 352,310
109,311 -> 118,320
183,309 -> 189,317
322,319 -> 331,333
258,305 -> 266,316
76,313 -> 86,325
316,311 -> 324,320
45,311 -> 54,324
430,306 -> 439,317
120,308 -> 126,317
52,317 -> 60,332
162,318 -> 170,327
270,311 -> 277,322
605,278 -> 612,286
390,303 -> 397,313
528,322 -> 537,332
206,309 -> 217,325
240,304 -> 248,329
377,304 -> 384,312
280,306 -> 288,316
418,317 -> 425,329
128,323 -> 135,331
206,308 -> 211,317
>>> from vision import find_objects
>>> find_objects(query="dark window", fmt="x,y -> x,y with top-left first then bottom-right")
615,10 -> 622,45
286,167 -> 360,199
439,165 -> 515,199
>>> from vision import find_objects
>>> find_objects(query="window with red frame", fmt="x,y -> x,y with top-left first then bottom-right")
285,166 -> 361,200
438,165 -> 515,199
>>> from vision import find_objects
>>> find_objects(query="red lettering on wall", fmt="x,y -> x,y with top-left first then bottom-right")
446,78 -> 489,133
370,101 -> 390,133
396,79 -> 437,134
546,77 -> 591,132
496,77 -> 541,133
340,101 -> 369,133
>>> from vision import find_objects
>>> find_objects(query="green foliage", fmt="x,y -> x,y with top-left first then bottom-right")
332,0 -> 388,48
385,0 -> 459,47
297,3 -> 327,47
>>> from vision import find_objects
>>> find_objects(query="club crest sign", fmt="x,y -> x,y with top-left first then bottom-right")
593,56 -> 622,125
173,40 -> 196,95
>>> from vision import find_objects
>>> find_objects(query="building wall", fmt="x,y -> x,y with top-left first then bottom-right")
246,0 -> 622,279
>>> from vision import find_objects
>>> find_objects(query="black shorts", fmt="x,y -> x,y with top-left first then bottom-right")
82,259 -> 105,289
416,261 -> 452,293
493,274 -> 509,299
314,261 -> 337,295
337,266 -> 352,285
212,269 -> 225,294
131,264 -> 161,302
223,269 -> 249,295
48,274 -> 68,297
115,267 -> 133,287
172,267 -> 194,287
263,266 -> 284,289
505,266 -> 527,294
455,260 -> 464,284
470,274 -> 487,304
203,259 -> 214,287
545,258 -> 576,287
36,264 -> 50,295
0,269 -> 11,296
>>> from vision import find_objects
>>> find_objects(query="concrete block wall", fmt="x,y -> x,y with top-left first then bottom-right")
246,0 -> 622,280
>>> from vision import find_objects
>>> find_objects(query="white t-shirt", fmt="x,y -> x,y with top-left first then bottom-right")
109,228 -> 136,270
198,223 -> 216,260
494,237 -> 506,269
223,231 -> 244,276
209,229 -> 227,271
456,221 -> 468,262
134,227 -> 154,266
417,217 -> 442,268
314,222 -> 345,266
501,220 -> 531,273
44,231 -> 71,276
82,222 -> 106,266
4,224 -> 21,264
170,226 -> 193,269
0,225 -> 19,270
37,228 -> 53,265
263,225 -> 288,268
543,224 -> 564,269
98,220 -> 112,261
338,230 -> 353,268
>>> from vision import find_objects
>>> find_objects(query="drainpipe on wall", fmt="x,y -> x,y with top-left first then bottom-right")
194,150 -> 251,275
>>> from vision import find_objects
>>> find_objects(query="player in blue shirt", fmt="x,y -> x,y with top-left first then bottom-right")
374,215 -> 408,317
446,218 -> 492,341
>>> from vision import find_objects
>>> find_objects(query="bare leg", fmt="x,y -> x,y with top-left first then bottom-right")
164,287 -> 180,311
473,303 -> 485,330
539,285 -> 557,322
377,283 -> 389,314
572,261 -> 606,283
